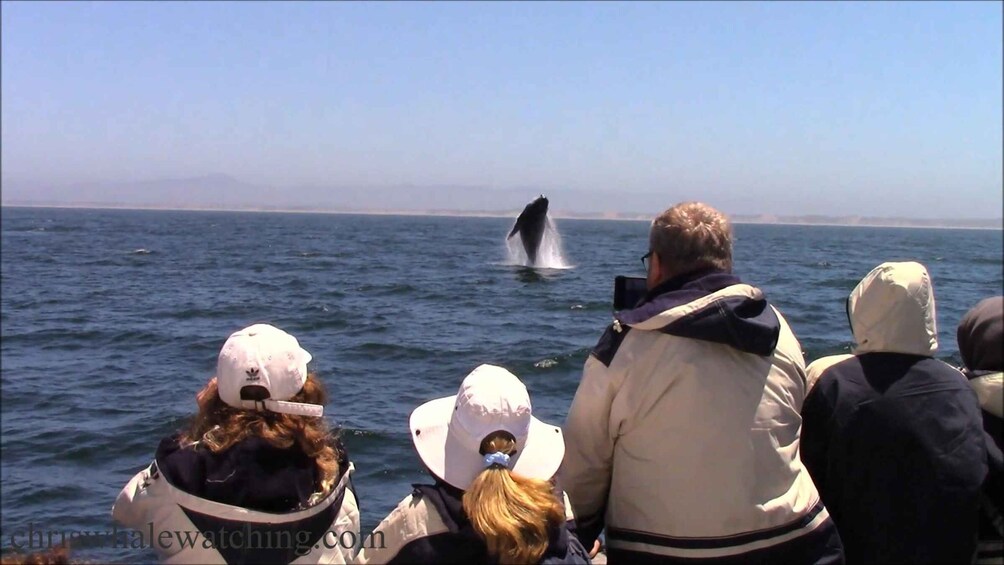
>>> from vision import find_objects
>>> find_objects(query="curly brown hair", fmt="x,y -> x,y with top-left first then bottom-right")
0,544 -> 71,565
179,373 -> 342,494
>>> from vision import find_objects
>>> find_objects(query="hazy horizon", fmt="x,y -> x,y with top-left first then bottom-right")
4,173 -> 1003,229
2,2 -> 1002,218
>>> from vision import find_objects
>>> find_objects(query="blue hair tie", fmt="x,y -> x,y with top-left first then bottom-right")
483,452 -> 511,468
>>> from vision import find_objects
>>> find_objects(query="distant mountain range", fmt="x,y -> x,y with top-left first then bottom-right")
2,174 -> 1001,229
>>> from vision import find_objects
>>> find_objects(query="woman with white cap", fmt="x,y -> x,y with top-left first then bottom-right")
112,324 -> 361,564
356,364 -> 590,564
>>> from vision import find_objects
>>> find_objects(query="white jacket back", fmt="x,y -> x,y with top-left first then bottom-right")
562,274 -> 830,561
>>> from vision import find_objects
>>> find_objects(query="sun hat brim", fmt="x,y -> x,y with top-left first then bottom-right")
409,395 -> 565,491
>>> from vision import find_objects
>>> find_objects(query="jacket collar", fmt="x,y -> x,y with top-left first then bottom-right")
617,269 -> 781,356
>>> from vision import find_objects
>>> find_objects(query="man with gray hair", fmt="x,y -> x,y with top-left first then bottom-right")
562,202 -> 843,564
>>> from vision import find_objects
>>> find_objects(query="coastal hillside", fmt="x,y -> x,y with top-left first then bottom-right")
3,175 -> 1000,229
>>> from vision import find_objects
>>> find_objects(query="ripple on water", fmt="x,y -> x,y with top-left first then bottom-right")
346,342 -> 438,361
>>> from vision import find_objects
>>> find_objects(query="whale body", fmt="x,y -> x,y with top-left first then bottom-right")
507,195 -> 549,265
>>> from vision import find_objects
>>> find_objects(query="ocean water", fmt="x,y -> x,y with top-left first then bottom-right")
1,207 -> 1001,563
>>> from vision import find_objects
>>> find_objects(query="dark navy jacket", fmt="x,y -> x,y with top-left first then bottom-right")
157,433 -> 342,512
958,295 -> 1004,563
802,354 -> 988,564
802,262 -> 990,564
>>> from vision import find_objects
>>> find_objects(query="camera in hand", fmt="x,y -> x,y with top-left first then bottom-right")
613,276 -> 647,311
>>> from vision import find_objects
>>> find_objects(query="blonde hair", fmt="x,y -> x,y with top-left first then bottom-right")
462,432 -> 565,564
650,201 -> 733,274
179,373 -> 341,495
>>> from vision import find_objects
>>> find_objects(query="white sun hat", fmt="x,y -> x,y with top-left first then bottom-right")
409,364 -> 565,491
215,324 -> 324,418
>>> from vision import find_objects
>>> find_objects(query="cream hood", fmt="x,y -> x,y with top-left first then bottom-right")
848,261 -> 938,356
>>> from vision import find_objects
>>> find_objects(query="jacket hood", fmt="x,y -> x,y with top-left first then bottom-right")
156,434 -> 345,513
113,440 -> 358,565
616,269 -> 780,356
957,296 -> 1003,372
848,261 -> 938,356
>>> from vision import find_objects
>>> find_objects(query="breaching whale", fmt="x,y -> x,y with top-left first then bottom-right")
507,195 -> 549,265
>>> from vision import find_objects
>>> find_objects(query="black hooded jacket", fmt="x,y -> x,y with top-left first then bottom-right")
801,262 -> 989,564
958,296 -> 1004,563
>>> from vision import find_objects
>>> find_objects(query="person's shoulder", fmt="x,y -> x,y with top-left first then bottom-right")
916,358 -> 987,401
806,354 -> 856,393
920,357 -> 969,380
154,433 -> 208,494
590,321 -> 632,368
155,432 -> 186,457
358,489 -> 454,564
380,488 -> 447,535
155,433 -> 204,469
968,371 -> 1003,418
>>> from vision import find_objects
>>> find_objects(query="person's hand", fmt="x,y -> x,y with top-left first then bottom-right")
589,540 -> 601,558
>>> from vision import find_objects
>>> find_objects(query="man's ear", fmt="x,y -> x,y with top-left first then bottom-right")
647,251 -> 663,290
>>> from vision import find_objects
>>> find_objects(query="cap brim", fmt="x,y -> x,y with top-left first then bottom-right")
409,395 -> 565,491
236,399 -> 324,418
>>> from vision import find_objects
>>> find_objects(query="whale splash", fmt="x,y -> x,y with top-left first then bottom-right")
505,216 -> 571,269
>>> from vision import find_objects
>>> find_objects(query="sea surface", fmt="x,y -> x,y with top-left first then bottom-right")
1,207 -> 1001,563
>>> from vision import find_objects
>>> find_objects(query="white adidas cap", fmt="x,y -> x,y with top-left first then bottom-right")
409,364 -> 565,490
215,324 -> 324,418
